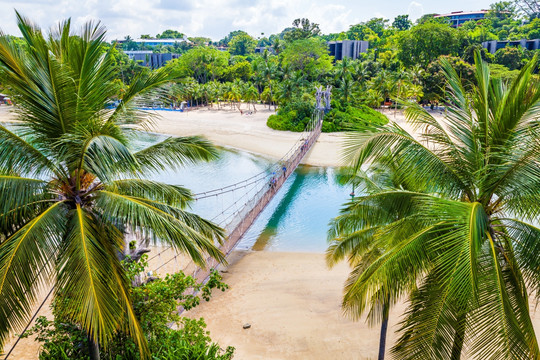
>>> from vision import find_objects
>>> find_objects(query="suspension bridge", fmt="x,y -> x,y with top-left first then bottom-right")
3,87 -> 330,359
145,104 -> 326,283
146,86 -> 332,283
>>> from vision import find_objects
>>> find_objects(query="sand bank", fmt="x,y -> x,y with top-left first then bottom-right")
186,251 -> 540,360
149,105 -> 347,167
0,104 -> 425,168
185,251 -> 407,360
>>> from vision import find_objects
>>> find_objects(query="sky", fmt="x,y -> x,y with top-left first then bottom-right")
0,0 -> 496,41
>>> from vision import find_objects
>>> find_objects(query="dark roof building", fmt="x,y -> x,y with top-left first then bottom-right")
328,40 -> 369,61
482,39 -> 540,53
434,10 -> 489,27
124,51 -> 180,69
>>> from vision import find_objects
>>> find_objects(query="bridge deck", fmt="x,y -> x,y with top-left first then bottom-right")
192,111 -> 324,283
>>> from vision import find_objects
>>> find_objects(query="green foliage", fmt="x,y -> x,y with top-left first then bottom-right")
166,46 -> 230,83
188,37 -> 212,46
283,18 -> 321,42
267,100 -> 314,132
280,38 -> 333,81
267,101 -> 388,133
24,255 -> 232,359
422,55 -> 475,102
156,30 -> 185,39
392,15 -> 412,31
218,30 -> 248,46
228,33 -> 257,56
488,63 -> 521,81
494,45 -> 530,70
397,22 -> 465,66
322,105 -> 389,132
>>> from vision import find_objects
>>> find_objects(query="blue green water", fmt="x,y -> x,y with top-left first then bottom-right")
2,126 -> 350,252
137,132 -> 351,252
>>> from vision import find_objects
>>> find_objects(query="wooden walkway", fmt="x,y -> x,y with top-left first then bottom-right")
191,110 -> 324,282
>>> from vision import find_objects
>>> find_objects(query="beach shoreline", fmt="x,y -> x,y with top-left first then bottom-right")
3,104 -> 539,360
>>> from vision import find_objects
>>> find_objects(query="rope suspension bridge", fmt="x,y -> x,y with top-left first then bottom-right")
3,87 -> 331,359
148,96 -> 328,283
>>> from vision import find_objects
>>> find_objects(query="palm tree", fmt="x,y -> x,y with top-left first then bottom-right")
328,156 -> 420,360
261,50 -> 279,111
0,15 -> 225,357
391,67 -> 410,117
338,52 -> 540,359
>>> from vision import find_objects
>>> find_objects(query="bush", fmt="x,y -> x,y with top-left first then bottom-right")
266,100 -> 313,132
267,101 -> 388,132
322,105 -> 388,132
24,255 -> 233,360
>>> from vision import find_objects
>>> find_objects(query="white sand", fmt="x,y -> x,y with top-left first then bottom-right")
2,104 -> 539,359
148,105 -> 347,167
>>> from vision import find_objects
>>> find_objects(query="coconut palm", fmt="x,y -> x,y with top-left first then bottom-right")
261,50 -> 279,110
391,67 -> 410,116
339,52 -> 540,359
0,15 -> 225,357
328,155 -> 421,360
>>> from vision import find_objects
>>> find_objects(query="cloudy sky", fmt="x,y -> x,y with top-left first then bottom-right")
0,0 -> 495,41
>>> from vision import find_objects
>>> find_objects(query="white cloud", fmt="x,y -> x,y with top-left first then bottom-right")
0,0 -> 494,40
408,1 -> 424,21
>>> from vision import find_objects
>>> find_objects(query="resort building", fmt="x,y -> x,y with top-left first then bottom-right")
254,46 -> 275,54
482,39 -> 540,53
434,10 -> 489,27
117,38 -> 187,47
328,40 -> 369,61
124,51 -> 180,68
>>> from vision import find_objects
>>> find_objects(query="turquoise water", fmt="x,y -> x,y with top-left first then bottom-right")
138,132 -> 351,253
2,126 -> 351,252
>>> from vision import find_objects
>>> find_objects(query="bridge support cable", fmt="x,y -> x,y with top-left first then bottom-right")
190,109 -> 325,283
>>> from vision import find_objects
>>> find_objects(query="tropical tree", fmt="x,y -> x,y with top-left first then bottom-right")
228,33 -> 257,56
328,155 -> 420,360
0,14 -> 225,357
337,53 -> 540,359
391,67 -> 410,116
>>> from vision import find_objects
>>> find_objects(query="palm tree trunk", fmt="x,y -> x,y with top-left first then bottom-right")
378,299 -> 390,360
394,84 -> 400,118
450,313 -> 466,360
88,336 -> 100,360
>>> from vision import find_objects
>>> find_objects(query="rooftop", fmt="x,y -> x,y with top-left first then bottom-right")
434,10 -> 490,18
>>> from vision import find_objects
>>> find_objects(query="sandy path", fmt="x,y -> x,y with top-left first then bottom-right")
186,251 -> 540,360
185,251 -> 408,360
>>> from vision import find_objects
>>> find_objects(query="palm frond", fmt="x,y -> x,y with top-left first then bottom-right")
55,205 -> 124,347
134,136 -> 219,173
97,190 -> 224,266
0,201 -> 66,349
107,179 -> 193,209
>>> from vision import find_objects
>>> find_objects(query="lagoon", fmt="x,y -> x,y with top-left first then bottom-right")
137,132 -> 350,252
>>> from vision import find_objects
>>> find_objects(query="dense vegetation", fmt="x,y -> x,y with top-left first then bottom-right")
267,102 -> 388,132
24,256 -> 233,360
329,53 -> 540,359
92,1 -> 540,132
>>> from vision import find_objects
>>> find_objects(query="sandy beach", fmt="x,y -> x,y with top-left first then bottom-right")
147,105 -> 347,167
186,251 -> 408,360
2,104 -> 540,359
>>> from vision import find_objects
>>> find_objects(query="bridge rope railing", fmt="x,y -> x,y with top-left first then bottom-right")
186,109 -> 325,283
146,109 -> 325,274
3,107 -> 325,359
